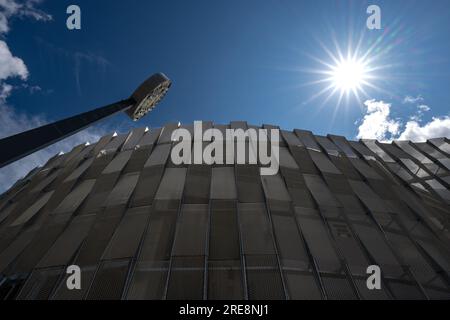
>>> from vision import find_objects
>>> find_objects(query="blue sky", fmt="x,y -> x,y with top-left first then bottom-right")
1,0 -> 450,189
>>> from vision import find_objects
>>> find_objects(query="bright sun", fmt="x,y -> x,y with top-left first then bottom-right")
299,39 -> 386,110
330,58 -> 368,93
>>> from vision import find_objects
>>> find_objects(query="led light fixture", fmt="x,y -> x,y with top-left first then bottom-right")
126,72 -> 172,121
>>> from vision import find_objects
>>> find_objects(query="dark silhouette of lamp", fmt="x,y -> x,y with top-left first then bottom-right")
0,72 -> 171,169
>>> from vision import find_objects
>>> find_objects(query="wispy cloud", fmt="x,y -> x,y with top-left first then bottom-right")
35,37 -> 110,95
357,98 -> 449,142
417,104 -> 430,112
403,95 -> 424,104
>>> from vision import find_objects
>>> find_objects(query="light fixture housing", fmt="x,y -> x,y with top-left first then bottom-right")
126,72 -> 171,121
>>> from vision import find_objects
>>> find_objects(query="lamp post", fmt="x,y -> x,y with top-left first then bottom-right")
0,72 -> 171,169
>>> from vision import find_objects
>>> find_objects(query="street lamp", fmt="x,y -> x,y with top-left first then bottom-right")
0,72 -> 171,169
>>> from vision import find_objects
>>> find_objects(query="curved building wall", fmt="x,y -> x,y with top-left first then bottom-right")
0,122 -> 449,300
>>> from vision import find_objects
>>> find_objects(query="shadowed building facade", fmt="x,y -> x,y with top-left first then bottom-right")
0,122 -> 450,300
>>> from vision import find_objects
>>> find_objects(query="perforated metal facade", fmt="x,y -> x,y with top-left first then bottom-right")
0,122 -> 450,300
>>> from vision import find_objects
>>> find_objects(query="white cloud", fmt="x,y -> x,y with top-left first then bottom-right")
409,104 -> 431,122
357,99 -> 450,143
0,0 -> 52,34
0,0 -> 51,104
0,103 -> 106,193
417,104 -> 430,112
0,81 -> 12,100
356,99 -> 400,141
0,40 -> 28,81
397,117 -> 450,142
403,95 -> 424,104
0,0 -> 51,88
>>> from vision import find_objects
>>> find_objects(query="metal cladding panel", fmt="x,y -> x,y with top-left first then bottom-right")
73,206 -> 126,267
278,147 -> 300,169
5,214 -> 73,275
210,167 -> 237,200
101,206 -> 150,260
154,168 -> 187,200
138,200 -> 179,263
415,142 -> 450,169
121,127 -> 147,151
86,259 -> 130,300
9,191 -> 54,227
348,158 -> 383,180
103,172 -> 140,207
349,221 -> 404,278
32,170 -> 60,193
209,200 -> 241,261
315,136 -> 341,157
428,138 -> 450,156
281,130 -> 303,147
122,148 -> 153,174
245,255 -> 285,300
0,229 -> 37,273
208,260 -> 244,300
64,158 -> 95,182
101,133 -> 128,154
126,261 -> 169,300
144,144 -> 171,167
36,214 -> 96,268
295,211 -> 343,273
51,179 -> 96,215
270,205 -> 311,270
238,203 -> 276,256
183,165 -> 211,204
284,271 -> 322,300
166,256 -> 204,300
321,275 -> 358,300
308,150 -> 342,175
172,204 -> 208,257
83,153 -> 115,180
261,174 -> 291,202
17,267 -> 64,300
303,174 -> 340,207
138,128 -> 162,147
327,220 -> 370,275
290,146 -> 320,174
157,123 -> 179,144
236,165 -> 265,203
101,150 -> 133,174
328,135 -> 358,158
130,165 -> 165,207
77,173 -> 120,214
295,129 -> 321,151
1,122 -> 450,300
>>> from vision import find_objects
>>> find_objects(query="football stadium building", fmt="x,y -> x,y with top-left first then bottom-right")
0,122 -> 450,300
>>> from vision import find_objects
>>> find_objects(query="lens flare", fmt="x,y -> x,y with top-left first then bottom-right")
298,37 -> 390,113
330,58 -> 368,93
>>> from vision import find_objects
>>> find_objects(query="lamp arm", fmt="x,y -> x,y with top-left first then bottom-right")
0,98 -> 135,169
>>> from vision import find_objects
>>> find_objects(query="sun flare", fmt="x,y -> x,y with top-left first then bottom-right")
330,58 -> 368,93
297,35 -> 391,111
